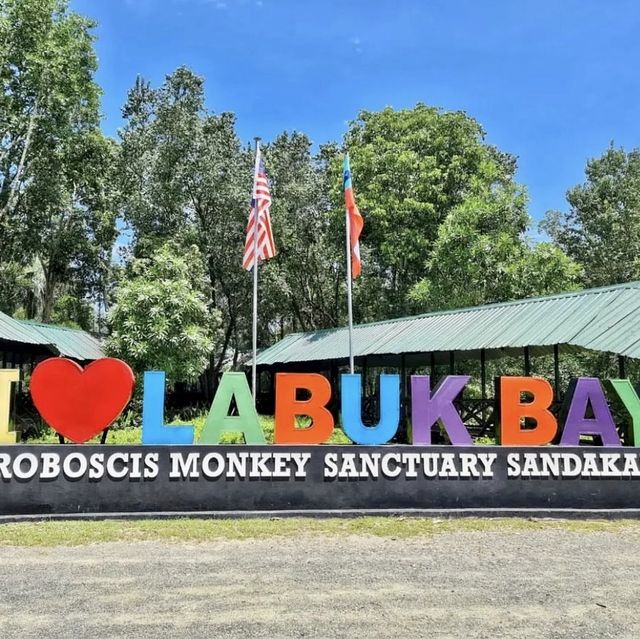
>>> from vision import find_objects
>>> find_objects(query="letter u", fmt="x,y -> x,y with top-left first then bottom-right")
341,374 -> 400,445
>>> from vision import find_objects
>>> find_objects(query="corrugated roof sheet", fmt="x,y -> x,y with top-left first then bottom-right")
256,282 -> 640,366
21,321 -> 104,361
0,311 -> 104,361
0,312 -> 51,347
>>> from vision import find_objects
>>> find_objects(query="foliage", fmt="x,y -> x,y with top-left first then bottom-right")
0,0 -> 116,326
258,134 -> 344,335
543,145 -> 640,288
1,0 -> 100,218
23,132 -> 117,323
334,104 -> 562,318
0,261 -> 30,315
410,186 -> 581,310
49,293 -> 95,331
106,243 -> 218,385
118,68 -> 252,380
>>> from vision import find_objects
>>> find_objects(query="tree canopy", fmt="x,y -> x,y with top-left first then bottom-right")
107,243 -> 218,385
0,0 -> 115,325
334,105 -> 579,317
118,68 -> 252,382
543,145 -> 640,288
411,181 -> 580,310
6,0 -> 636,390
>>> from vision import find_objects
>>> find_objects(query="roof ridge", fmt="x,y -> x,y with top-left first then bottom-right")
19,319 -> 86,333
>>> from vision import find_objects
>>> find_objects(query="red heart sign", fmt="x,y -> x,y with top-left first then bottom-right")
30,358 -> 135,443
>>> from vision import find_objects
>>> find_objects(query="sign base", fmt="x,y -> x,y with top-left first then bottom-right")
1,445 -> 639,519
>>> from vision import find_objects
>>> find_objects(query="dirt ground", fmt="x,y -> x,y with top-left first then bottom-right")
1,525 -> 639,638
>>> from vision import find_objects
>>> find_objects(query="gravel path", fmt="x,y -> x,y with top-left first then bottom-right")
1,526 -> 639,638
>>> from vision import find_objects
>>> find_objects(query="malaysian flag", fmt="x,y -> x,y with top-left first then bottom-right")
242,148 -> 276,270
343,153 -> 363,278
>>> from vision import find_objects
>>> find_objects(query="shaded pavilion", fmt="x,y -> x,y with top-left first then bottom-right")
1,310 -> 104,435
0,311 -> 103,370
254,282 -> 640,438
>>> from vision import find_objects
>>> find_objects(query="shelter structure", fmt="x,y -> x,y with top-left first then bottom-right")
0,310 -> 103,369
254,282 -> 640,438
1,310 -> 103,402
1,310 -> 104,438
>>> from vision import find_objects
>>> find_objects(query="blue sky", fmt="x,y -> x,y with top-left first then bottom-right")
72,0 -> 640,223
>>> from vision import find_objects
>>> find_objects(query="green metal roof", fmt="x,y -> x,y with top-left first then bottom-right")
0,312 -> 104,361
0,312 -> 51,347
21,320 -> 104,360
256,282 -> 640,367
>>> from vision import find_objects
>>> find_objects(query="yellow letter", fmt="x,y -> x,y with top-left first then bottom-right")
0,369 -> 20,444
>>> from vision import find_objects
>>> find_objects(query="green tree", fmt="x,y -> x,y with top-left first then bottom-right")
542,145 -> 640,288
107,244 -> 218,384
335,104 -> 528,318
0,0 -> 101,216
22,131 -> 117,323
410,184 -> 581,310
0,262 -> 29,315
0,0 -> 115,324
49,293 -> 95,331
259,134 -> 344,335
118,68 -> 252,382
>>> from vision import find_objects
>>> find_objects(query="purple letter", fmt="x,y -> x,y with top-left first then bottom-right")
411,375 -> 472,446
560,377 -> 621,447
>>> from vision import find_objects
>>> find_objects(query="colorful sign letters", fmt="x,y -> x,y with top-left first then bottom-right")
1,358 -> 639,446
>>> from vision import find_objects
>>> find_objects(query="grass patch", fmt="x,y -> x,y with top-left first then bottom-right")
26,415 -> 353,445
1,517 -> 639,547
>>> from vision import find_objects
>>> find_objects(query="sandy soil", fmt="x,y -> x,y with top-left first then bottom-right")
1,527 -> 639,638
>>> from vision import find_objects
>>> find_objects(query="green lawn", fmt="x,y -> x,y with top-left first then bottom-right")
25,416 -> 501,445
0,517 -> 637,547
26,415 -> 353,445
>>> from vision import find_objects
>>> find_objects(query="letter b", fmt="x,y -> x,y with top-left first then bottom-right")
497,376 -> 557,446
275,373 -> 334,444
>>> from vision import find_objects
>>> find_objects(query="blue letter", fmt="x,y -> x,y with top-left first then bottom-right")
341,374 -> 400,444
142,371 -> 194,445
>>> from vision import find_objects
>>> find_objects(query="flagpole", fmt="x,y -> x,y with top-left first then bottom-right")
251,137 -> 261,403
345,205 -> 355,375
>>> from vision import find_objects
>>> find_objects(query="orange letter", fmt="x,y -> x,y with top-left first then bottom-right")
275,373 -> 334,444
497,376 -> 557,446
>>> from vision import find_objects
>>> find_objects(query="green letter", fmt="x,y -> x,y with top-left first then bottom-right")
608,379 -> 640,445
199,372 -> 266,444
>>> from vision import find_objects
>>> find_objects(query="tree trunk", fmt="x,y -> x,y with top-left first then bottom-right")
0,101 -> 38,220
209,317 -> 235,396
41,268 -> 57,323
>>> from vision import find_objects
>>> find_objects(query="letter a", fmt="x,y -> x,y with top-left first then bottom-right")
199,372 -> 266,444
560,378 -> 621,447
